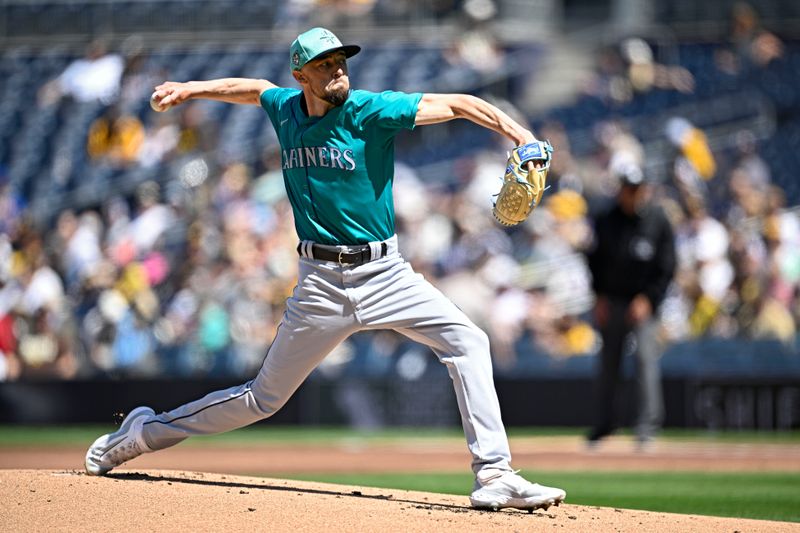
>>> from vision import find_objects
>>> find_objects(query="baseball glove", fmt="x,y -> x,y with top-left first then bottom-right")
492,140 -> 553,226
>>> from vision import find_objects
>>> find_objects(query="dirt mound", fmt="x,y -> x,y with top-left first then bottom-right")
2,470 -> 796,532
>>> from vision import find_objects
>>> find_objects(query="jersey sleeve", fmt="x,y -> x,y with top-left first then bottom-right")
260,87 -> 298,129
356,90 -> 423,136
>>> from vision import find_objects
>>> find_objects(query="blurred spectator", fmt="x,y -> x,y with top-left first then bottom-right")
213,162 -> 252,218
87,106 -> 145,167
127,181 -> 175,257
38,38 -> 124,106
111,289 -> 158,375
732,129 -> 771,191
667,120 -> 718,229
103,197 -> 132,255
620,38 -> 694,95
118,35 -> 164,111
547,190 -> 592,252
55,210 -> 104,292
436,203 -> 511,333
716,1 -> 784,74
10,227 -> 57,314
585,38 -> 694,106
737,274 -> 796,345
583,45 -> 628,104
749,296 -> 796,344
0,314 -> 20,380
440,0 -> 505,90
667,117 -> 717,185
762,189 -> 800,311
11,227 -> 78,380
486,279 -> 528,368
79,264 -> 122,372
681,198 -> 735,337
586,166 -> 676,449
0,174 -> 24,239
394,163 -> 454,267
596,120 -> 645,182
152,278 -> 199,375
455,0 -> 503,76
727,167 -> 768,223
16,307 -> 78,380
138,113 -> 183,168
0,235 -> 21,381
582,120 -> 646,206
140,103 -> 217,170
196,300 -> 231,374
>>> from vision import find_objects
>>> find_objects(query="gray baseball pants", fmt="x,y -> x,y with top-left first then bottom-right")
142,235 -> 513,475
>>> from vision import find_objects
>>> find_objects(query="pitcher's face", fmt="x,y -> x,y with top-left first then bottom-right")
296,51 -> 350,106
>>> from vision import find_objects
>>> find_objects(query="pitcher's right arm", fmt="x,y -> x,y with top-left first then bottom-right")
152,78 -> 278,108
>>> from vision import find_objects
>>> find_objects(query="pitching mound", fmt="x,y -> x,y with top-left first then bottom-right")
2,470 -> 797,532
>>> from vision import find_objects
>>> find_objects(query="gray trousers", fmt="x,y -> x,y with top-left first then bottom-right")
141,236 -> 512,475
593,299 -> 664,440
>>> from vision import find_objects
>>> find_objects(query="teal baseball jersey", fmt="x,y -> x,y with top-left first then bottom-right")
260,88 -> 423,245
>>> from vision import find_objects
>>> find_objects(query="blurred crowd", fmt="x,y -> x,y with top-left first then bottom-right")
0,3 -> 798,382
1,114 -> 796,381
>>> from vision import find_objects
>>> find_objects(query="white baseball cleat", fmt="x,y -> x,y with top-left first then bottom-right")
85,406 -> 155,476
470,469 -> 566,512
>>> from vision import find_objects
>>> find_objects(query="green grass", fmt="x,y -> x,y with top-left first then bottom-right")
1,425 -> 798,447
283,470 -> 800,523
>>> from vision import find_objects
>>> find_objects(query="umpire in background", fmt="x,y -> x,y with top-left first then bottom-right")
586,166 -> 676,449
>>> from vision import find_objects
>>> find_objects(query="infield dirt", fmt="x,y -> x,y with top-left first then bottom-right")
3,436 -> 800,531
3,469 -> 799,533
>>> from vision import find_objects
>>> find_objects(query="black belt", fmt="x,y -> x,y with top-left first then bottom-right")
298,242 -> 388,265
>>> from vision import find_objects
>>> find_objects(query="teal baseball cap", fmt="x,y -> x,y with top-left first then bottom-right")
289,27 -> 361,71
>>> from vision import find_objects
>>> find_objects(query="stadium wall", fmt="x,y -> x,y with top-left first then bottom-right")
2,376 -> 798,430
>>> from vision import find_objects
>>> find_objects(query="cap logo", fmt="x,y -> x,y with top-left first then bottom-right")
319,30 -> 338,45
292,51 -> 300,66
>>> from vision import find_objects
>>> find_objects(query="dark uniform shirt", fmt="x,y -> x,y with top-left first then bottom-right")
588,204 -> 676,308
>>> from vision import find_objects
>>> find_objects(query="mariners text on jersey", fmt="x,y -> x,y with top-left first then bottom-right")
261,87 -> 422,244
282,145 -> 357,171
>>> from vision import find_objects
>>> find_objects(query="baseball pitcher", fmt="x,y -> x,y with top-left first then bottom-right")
86,27 -> 564,512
